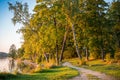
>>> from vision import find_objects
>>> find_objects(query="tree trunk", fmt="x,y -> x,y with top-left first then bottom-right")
54,17 -> 59,65
44,53 -> 49,62
72,24 -> 82,59
59,28 -> 68,62
116,32 -> 120,49
85,47 -> 89,61
101,47 -> 105,61
56,42 -> 59,65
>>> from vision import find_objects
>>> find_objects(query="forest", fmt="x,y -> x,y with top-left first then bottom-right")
8,0 -> 120,64
4,0 -> 120,79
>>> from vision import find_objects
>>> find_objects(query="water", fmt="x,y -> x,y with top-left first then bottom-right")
0,58 -> 15,72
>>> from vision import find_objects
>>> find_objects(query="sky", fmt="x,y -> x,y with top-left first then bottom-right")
0,0 -> 36,53
0,0 -> 112,53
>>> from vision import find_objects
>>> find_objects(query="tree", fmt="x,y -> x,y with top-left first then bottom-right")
108,0 -> 120,51
22,0 -> 66,64
8,2 -> 30,25
17,47 -> 24,58
8,2 -> 39,62
61,0 -> 82,60
59,27 -> 69,62
9,44 -> 17,59
80,0 -> 108,60
9,0 -> 120,64
107,0 -> 120,60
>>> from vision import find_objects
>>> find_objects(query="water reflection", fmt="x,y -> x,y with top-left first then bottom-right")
0,57 -> 15,72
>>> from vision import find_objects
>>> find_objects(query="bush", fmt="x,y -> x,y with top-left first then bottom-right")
115,52 -> 120,60
117,60 -> 120,65
12,68 -> 21,75
63,47 -> 75,59
43,59 -> 56,69
90,52 -> 100,59
17,60 -> 26,71
107,59 -> 117,64
33,65 -> 42,73
79,58 -> 86,65
106,53 -> 111,62
17,60 -> 38,73
22,65 -> 32,73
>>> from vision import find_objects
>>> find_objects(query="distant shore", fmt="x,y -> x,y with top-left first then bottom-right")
0,52 -> 8,59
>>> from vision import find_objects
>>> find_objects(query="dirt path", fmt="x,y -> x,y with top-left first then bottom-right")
62,62 -> 116,80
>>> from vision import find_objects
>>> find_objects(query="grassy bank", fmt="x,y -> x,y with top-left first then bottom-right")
83,60 -> 120,78
0,66 -> 78,80
65,58 -> 120,78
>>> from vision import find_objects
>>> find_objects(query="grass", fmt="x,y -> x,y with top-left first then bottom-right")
64,58 -> 120,78
0,72 -> 16,80
83,60 -> 120,78
0,66 -> 79,80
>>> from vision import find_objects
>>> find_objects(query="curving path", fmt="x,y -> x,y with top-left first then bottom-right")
62,62 -> 117,80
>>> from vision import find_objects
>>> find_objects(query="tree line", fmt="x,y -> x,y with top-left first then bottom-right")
8,0 -> 120,65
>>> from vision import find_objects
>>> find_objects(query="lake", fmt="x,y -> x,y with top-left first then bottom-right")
0,58 -> 16,72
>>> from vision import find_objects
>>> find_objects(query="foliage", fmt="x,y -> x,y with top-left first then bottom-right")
42,59 -> 56,69
63,47 -> 75,59
17,60 -> 37,73
9,44 -> 17,59
115,52 -> 120,60
17,47 -> 24,58
8,1 -> 30,25
106,53 -> 111,62
108,0 -> 120,50
64,58 -> 85,66
8,0 -> 120,63
33,65 -> 42,73
90,52 -> 100,59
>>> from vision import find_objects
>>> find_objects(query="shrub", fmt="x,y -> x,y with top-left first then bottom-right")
90,52 -> 100,59
17,61 -> 26,71
107,59 -> 117,64
43,59 -> 56,69
79,58 -> 86,65
17,60 -> 38,73
106,53 -> 111,62
22,65 -> 32,73
117,60 -> 120,65
115,52 -> 120,60
33,65 -> 42,73
63,47 -> 75,59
